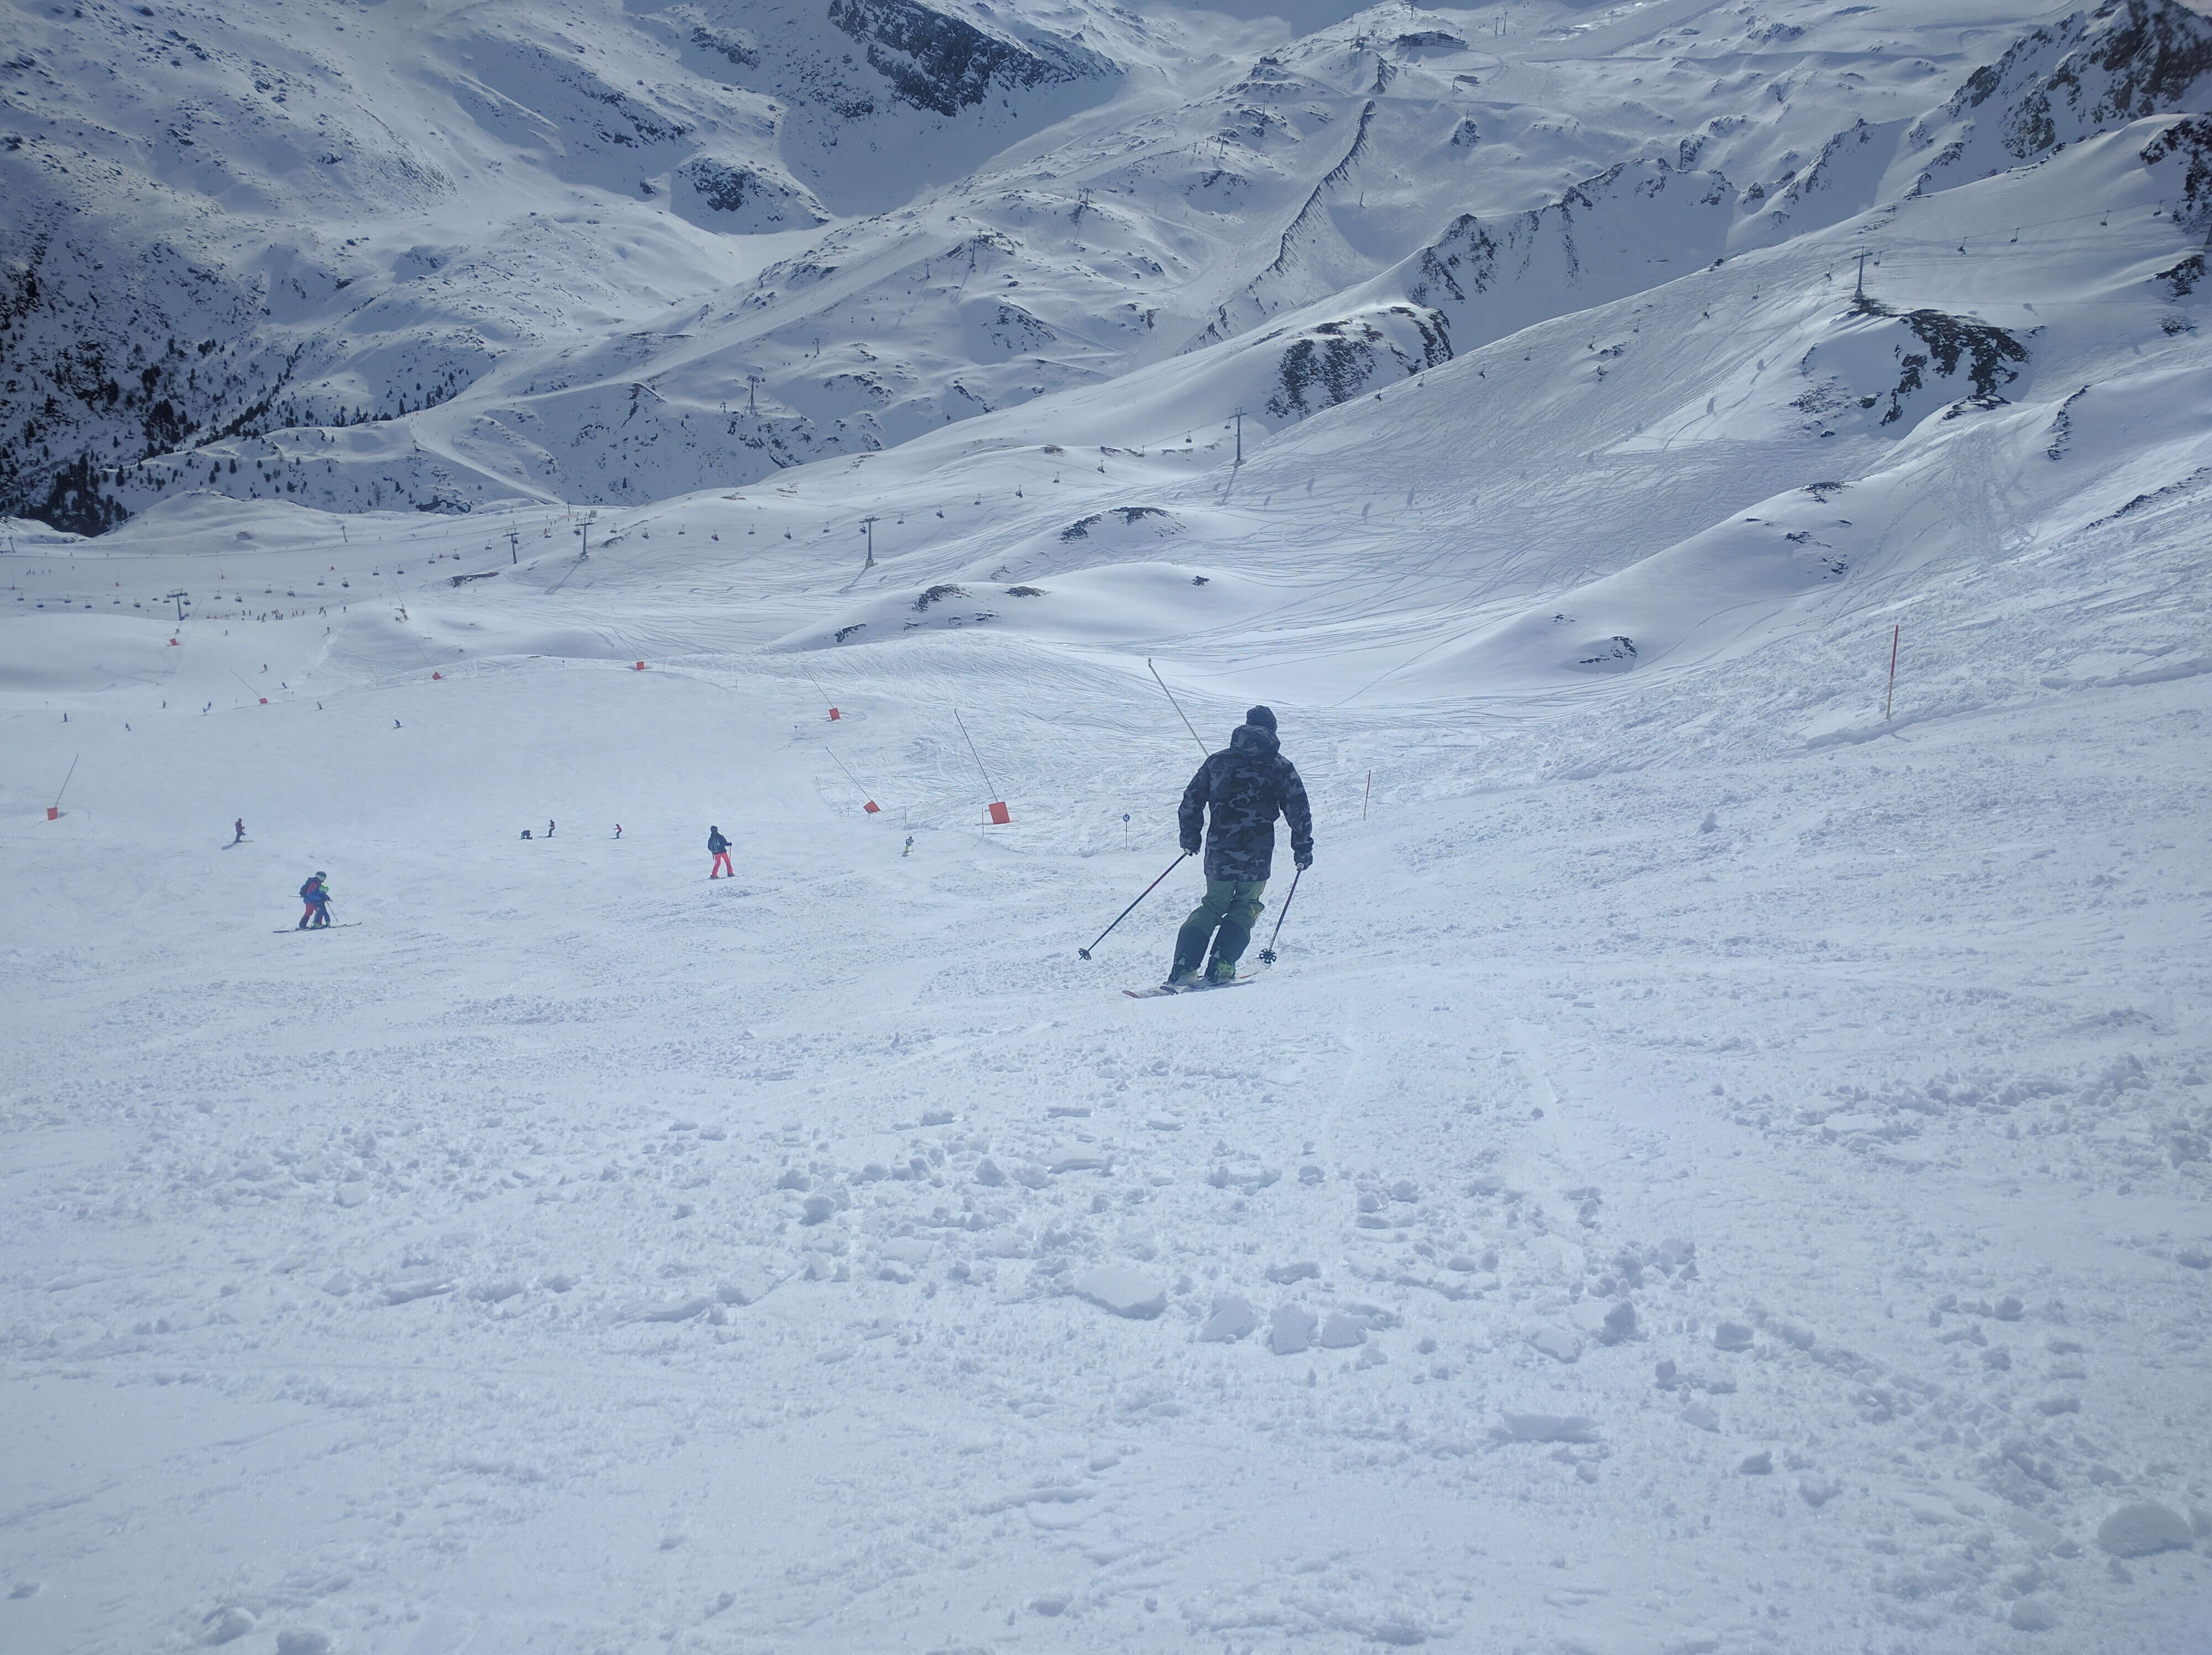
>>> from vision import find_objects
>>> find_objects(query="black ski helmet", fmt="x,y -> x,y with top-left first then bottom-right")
1244,705 -> 1277,731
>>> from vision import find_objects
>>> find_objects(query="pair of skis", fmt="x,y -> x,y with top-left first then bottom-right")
1124,971 -> 1256,1000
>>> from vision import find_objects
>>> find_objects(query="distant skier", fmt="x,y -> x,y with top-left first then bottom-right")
902,835 -> 914,858
231,817 -> 246,846
708,826 -> 733,878
545,819 -> 556,839
297,872 -> 333,929
614,824 -> 623,840
1166,706 -> 1312,987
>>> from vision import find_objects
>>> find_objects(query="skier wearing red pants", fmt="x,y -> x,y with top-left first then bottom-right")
707,826 -> 733,878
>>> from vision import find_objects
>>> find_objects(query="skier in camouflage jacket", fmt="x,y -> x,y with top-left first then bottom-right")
1168,706 -> 1313,985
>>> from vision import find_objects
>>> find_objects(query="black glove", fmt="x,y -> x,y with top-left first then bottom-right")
1181,836 -> 1201,856
1295,847 -> 1313,871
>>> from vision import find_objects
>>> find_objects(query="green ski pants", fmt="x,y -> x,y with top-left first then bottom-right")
1174,877 -> 1267,975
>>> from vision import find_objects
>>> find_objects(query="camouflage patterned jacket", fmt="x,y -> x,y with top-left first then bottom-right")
1178,723 -> 1313,882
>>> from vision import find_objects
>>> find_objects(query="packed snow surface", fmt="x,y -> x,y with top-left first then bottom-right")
7,1 -> 2212,1652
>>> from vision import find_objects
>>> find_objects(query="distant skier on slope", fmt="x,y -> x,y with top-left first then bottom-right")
231,817 -> 246,846
297,872 -> 333,929
708,826 -> 733,879
1166,705 -> 1312,987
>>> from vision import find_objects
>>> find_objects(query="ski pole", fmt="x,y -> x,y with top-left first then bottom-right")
1257,865 -> 1303,965
1078,852 -> 1188,959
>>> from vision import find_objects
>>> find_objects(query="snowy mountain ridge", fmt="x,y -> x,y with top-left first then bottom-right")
9,0 -> 2212,530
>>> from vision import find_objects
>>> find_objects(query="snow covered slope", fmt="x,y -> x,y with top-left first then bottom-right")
6,320 -> 2212,1649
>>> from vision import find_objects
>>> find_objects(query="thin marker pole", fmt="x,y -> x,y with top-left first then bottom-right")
1363,770 -> 1371,820
51,753 -> 79,814
1147,659 -> 1210,758
823,746 -> 876,803
1885,624 -> 1900,720
953,707 -> 1002,799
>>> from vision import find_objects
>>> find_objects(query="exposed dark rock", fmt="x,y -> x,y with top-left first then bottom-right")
674,159 -> 826,230
1265,307 -> 1449,419
826,0 -> 1105,117
1947,0 -> 2212,160
2142,115 -> 2212,232
1852,294 -> 2028,418
1059,506 -> 1171,542
2154,250 -> 2206,295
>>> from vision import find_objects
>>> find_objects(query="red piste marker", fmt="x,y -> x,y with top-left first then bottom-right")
955,709 -> 1012,828
823,746 -> 882,816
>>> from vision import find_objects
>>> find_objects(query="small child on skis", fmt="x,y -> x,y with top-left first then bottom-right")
708,826 -> 733,878
297,872 -> 333,929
